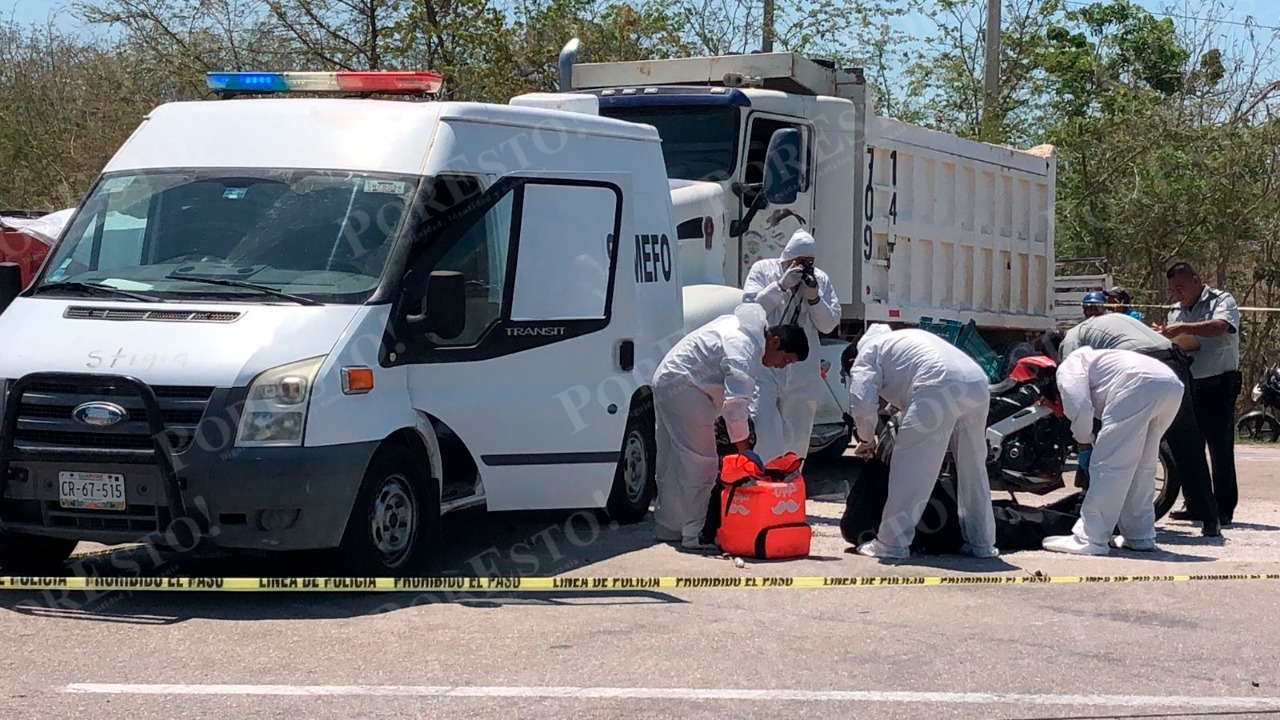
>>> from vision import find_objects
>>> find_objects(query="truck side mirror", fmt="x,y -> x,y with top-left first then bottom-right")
731,128 -> 803,238
406,270 -> 467,340
762,128 -> 802,205
0,263 -> 22,316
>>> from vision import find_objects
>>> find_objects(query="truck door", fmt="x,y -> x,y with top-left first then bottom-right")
395,172 -> 634,512
735,113 -> 815,283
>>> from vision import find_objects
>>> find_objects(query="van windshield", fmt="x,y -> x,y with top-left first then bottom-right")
34,169 -> 419,304
598,105 -> 739,182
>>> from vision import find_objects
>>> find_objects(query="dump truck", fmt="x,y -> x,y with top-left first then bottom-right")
553,43 -> 1110,455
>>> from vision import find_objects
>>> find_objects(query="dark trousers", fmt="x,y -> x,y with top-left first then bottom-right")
1191,371 -> 1243,521
1159,360 -> 1219,523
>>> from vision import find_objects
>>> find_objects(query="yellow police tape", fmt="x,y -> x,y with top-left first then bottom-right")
1,573 -> 1279,592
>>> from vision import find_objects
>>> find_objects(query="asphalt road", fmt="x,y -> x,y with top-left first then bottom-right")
2,444 -> 1279,719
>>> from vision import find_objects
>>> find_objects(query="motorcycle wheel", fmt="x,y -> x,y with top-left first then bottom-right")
1154,441 -> 1182,521
1236,413 -> 1280,442
1076,442 -> 1181,521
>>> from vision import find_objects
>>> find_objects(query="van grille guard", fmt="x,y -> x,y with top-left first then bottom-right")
0,372 -> 190,531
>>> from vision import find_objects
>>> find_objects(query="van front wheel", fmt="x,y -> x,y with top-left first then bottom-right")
338,444 -> 439,576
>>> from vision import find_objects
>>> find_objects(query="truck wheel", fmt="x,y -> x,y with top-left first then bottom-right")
338,444 -> 439,576
1154,441 -> 1182,521
0,533 -> 77,574
604,409 -> 656,525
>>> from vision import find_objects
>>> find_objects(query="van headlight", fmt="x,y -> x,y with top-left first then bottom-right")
235,356 -> 326,448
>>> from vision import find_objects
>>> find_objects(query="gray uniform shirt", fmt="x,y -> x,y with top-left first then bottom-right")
1167,285 -> 1241,379
1058,312 -> 1173,359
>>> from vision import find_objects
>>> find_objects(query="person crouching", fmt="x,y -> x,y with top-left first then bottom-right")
651,304 -> 809,551
841,324 -> 999,560
1042,347 -> 1185,555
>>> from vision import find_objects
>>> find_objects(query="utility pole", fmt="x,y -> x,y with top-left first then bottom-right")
982,0 -> 1001,141
762,0 -> 775,52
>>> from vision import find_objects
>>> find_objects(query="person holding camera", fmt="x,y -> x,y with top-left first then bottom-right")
742,228 -> 841,463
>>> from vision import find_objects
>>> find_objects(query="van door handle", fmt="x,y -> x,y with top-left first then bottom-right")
618,340 -> 635,371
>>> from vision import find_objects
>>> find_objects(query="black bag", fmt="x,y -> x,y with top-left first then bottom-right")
840,457 -> 964,554
991,500 -> 1079,550
840,457 -> 1081,554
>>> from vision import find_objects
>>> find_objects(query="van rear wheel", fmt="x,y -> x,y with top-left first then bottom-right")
338,444 -> 439,576
605,409 -> 656,525
0,533 -> 77,574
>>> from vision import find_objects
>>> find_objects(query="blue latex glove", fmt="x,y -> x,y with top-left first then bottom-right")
742,449 -> 765,469
1077,448 -> 1092,472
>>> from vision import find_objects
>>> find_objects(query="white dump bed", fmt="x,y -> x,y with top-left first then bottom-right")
571,52 -> 865,99
857,115 -> 1058,331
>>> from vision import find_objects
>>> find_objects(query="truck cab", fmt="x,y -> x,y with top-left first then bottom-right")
563,48 -> 1064,340
0,70 -> 809,575
572,58 -> 863,295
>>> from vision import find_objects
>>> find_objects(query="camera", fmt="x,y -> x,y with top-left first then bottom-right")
799,259 -> 817,287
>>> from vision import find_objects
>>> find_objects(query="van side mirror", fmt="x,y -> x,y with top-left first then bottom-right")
0,263 -> 22,316
763,128 -> 802,205
406,270 -> 467,340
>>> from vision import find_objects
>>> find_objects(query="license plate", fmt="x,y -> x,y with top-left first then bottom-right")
58,471 -> 126,511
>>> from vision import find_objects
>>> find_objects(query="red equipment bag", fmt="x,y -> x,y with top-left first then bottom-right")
714,452 -> 812,559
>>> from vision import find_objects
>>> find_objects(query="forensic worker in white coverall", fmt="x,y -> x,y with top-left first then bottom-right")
1042,347 -> 1184,555
652,304 -> 810,550
742,229 -> 841,462
844,325 -> 998,559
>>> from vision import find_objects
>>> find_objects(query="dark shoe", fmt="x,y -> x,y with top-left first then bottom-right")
1219,515 -> 1233,527
1202,519 -> 1222,537
1170,509 -> 1194,521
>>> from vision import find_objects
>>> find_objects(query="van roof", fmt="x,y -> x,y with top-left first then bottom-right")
104,98 -> 662,176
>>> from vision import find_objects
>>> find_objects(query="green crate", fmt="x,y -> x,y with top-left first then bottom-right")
917,316 -> 964,343
917,316 -> 1003,383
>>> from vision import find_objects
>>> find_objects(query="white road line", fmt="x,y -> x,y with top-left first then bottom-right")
62,684 -> 1280,708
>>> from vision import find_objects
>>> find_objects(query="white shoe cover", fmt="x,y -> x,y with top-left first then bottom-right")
1110,536 -> 1158,552
1042,534 -> 1110,556
855,538 -> 910,559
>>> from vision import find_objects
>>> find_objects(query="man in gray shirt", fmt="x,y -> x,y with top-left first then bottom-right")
1058,310 -> 1174,358
1157,262 -> 1242,526
1050,295 -> 1221,536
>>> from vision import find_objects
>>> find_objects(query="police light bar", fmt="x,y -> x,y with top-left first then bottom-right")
205,70 -> 444,95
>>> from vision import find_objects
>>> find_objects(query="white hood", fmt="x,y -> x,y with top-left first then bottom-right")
0,297 -> 366,388
668,178 -> 724,207
669,179 -> 728,286
0,208 -> 75,245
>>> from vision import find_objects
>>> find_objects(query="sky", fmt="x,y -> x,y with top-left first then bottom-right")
2,0 -> 102,36
2,0 -> 1276,59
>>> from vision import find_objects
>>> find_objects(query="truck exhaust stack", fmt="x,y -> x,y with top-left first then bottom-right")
558,38 -> 580,93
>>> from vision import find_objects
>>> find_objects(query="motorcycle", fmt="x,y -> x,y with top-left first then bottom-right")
1235,363 -> 1280,442
865,353 -> 1181,521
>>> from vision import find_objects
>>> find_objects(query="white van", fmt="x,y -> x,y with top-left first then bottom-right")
0,70 -> 806,575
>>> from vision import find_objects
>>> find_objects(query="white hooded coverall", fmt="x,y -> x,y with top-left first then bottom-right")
742,229 -> 841,461
652,304 -> 769,542
846,326 -> 997,553
1055,347 -> 1184,548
